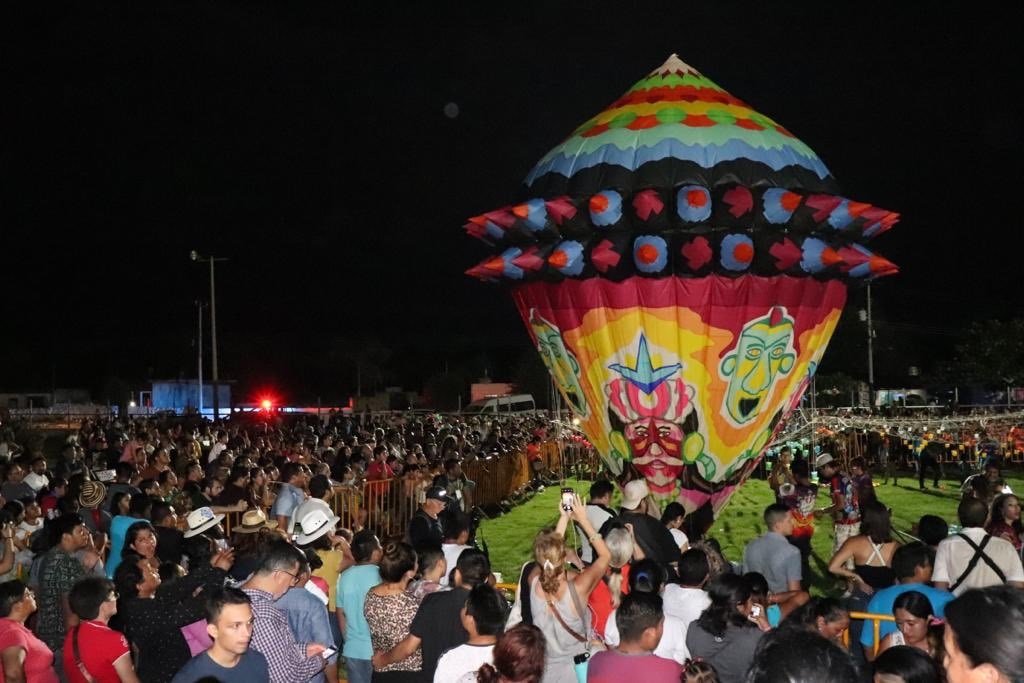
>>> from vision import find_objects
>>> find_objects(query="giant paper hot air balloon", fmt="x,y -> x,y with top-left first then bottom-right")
466,55 -> 899,515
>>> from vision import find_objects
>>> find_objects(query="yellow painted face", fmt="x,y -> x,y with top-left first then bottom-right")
720,315 -> 796,424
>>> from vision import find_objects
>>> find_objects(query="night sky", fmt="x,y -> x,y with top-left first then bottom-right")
6,3 -> 1023,402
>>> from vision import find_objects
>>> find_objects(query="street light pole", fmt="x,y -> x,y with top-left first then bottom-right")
191,251 -> 227,419
196,301 -> 204,416
866,284 -> 875,394
208,256 -> 219,420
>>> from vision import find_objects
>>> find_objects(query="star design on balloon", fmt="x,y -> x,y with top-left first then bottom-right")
608,335 -> 682,394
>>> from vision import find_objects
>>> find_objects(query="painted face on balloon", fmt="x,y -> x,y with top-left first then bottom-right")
531,311 -> 589,416
721,309 -> 796,424
625,417 -> 684,491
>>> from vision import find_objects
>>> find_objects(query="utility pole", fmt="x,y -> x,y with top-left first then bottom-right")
859,285 -> 876,406
191,251 -> 227,419
196,301 -> 204,416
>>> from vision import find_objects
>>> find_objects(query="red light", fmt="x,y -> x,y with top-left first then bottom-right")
261,399 -> 273,411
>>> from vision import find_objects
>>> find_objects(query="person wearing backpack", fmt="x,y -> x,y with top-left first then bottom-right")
933,497 -> 1024,596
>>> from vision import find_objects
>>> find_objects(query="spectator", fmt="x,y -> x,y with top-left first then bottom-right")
408,487 -> 448,548
79,480 -> 112,537
577,480 -> 614,565
406,544 -> 446,601
122,521 -> 159,571
745,629 -> 860,683
35,514 -> 90,669
777,596 -> 850,645
943,585 -> 1024,683
152,502 -> 184,566
588,592 -> 681,682
337,531 -> 383,683
271,463 -> 309,531
440,514 -> 473,587
872,645 -> 941,683
932,497 -> 1024,595
432,583 -> 506,682
474,623 -> 545,683
170,587 -> 269,683
374,548 -> 491,679
605,480 -> 679,568
113,541 -> 233,683
862,542 -> 952,657
106,494 -> 153,578
22,457 -> 50,494
850,456 -> 876,505
663,548 -> 711,626
292,474 -> 336,532
741,504 -> 808,618
875,591 -> 939,662
661,502 -> 690,554
529,493 -> 609,682
686,573 -> 766,683
365,542 -> 422,682
767,446 -> 796,502
12,499 -> 43,578
276,551 -> 338,683
243,540 -> 329,682
604,558 -> 690,664
63,577 -> 139,683
587,526 -> 632,639
365,446 -> 394,482
0,580 -> 58,683
0,466 -> 33,505
985,493 -> 1022,552
915,515 -> 947,550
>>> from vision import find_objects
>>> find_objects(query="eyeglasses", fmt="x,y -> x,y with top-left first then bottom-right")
277,569 -> 302,586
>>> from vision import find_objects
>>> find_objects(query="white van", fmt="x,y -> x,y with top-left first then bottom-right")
462,394 -> 536,415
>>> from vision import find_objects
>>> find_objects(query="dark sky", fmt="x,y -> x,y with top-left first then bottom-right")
5,3 -> 1023,401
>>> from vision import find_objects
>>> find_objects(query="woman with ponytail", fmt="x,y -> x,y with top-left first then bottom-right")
475,623 -> 546,683
586,526 -> 633,638
528,492 -> 610,682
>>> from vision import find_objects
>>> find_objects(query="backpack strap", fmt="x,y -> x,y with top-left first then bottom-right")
72,626 -> 97,683
950,533 -> 1006,592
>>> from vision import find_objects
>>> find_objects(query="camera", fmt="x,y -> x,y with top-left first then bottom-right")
561,487 -> 574,512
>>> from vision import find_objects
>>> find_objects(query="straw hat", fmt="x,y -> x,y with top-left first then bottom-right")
78,480 -> 107,509
232,508 -> 278,534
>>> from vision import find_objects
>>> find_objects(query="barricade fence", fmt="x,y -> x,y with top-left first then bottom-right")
220,437 -> 601,539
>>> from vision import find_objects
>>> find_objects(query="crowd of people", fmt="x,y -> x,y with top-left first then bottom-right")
2,411 -> 1024,682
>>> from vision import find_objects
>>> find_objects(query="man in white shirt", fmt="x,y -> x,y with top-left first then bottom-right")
933,498 -> 1024,596
23,456 -> 50,493
662,549 -> 711,625
433,584 -> 506,682
208,430 -> 229,463
578,480 -> 615,564
441,514 -> 473,586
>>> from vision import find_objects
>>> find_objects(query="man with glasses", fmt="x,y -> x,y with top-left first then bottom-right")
35,514 -> 91,678
171,587 -> 269,683
242,540 -> 330,682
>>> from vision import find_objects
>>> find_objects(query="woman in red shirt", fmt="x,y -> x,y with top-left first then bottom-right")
587,526 -> 634,638
0,580 -> 59,683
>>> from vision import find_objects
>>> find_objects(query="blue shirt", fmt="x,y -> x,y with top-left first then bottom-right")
170,649 -> 269,683
276,586 -> 336,683
337,564 -> 381,660
106,514 -> 137,578
270,483 -> 305,531
860,582 -> 954,648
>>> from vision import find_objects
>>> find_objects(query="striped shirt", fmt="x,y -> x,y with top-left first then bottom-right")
242,587 -> 324,683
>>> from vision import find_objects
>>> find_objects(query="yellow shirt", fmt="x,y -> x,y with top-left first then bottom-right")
315,547 -> 343,611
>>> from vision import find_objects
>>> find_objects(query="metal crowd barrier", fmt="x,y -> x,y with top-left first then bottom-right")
844,611 -> 895,657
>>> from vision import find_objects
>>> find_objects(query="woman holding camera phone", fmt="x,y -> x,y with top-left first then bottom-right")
527,492 -> 610,682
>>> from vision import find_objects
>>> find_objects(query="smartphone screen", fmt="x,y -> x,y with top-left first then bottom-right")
561,487 -> 574,511
321,647 -> 337,659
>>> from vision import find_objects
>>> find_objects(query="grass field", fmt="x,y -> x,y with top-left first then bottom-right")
478,470 -> 1024,594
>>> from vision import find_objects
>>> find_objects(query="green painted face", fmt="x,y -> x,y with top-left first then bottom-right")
531,311 -> 589,416
721,313 -> 796,424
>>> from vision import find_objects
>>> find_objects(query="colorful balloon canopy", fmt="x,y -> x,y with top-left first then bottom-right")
466,54 -> 899,515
